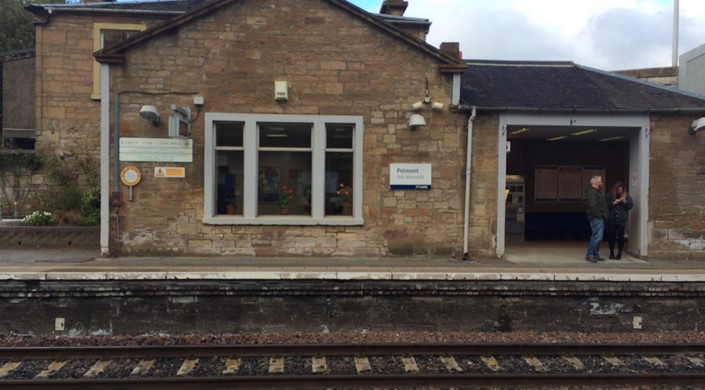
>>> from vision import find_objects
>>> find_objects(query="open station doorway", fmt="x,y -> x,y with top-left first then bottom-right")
497,113 -> 649,262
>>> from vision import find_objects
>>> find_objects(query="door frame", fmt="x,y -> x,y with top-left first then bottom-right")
496,113 -> 650,258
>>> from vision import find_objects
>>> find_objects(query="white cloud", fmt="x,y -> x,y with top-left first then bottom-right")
370,0 -> 705,70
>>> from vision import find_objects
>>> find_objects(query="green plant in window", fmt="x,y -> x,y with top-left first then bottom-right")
279,185 -> 294,208
330,182 -> 350,207
298,176 -> 311,206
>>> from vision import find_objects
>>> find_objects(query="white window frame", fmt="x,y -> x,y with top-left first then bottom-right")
203,113 -> 364,225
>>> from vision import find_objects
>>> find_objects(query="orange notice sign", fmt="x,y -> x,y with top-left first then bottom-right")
154,167 -> 186,178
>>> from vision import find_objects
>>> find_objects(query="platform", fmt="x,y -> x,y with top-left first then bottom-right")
2,242 -> 705,336
1,242 -> 704,282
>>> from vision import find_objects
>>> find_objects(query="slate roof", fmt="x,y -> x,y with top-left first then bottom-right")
460,60 -> 705,113
27,0 -> 212,15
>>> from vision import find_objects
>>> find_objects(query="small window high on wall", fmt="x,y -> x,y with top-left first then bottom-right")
92,23 -> 145,100
204,113 -> 363,225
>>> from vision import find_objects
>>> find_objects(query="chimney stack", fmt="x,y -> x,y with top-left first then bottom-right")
440,42 -> 461,59
379,0 -> 408,16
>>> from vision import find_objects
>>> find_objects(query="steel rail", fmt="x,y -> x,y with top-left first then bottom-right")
3,373 -> 705,389
1,342 -> 705,359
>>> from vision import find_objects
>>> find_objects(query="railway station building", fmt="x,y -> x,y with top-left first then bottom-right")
24,0 -> 705,260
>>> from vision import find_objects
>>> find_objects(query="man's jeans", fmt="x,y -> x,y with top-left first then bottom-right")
587,217 -> 604,258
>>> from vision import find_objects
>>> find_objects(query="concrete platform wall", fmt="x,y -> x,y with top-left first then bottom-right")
1,281 -> 703,337
0,226 -> 99,249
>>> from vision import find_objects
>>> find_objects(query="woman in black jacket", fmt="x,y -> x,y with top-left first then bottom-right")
605,181 -> 633,259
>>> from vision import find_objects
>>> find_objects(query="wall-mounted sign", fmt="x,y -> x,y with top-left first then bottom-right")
155,167 -> 186,178
120,166 -> 141,201
119,137 -> 193,162
390,163 -> 432,190
120,166 -> 141,186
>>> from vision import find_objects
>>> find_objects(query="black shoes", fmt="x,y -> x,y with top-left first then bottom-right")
615,254 -> 621,260
585,255 -> 606,263
609,254 -> 615,259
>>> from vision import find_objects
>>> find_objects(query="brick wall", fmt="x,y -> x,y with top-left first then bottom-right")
107,0 -> 468,257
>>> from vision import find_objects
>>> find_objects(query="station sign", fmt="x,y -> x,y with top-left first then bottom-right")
119,137 -> 193,162
390,163 -> 432,190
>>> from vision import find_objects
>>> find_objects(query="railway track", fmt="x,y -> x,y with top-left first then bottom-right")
1,343 -> 704,388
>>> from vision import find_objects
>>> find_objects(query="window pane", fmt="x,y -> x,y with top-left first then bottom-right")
325,152 -> 353,216
258,151 -> 312,216
326,124 -> 353,149
216,122 -> 243,147
103,29 -> 140,48
259,123 -> 311,148
216,150 -> 243,215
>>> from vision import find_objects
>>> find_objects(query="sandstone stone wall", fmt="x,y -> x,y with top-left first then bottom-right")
616,66 -> 678,88
32,13 -> 168,193
465,115 -> 499,258
648,114 -> 705,260
107,0 -> 468,257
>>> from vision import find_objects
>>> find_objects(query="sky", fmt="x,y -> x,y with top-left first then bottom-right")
350,0 -> 705,71
109,0 -> 705,71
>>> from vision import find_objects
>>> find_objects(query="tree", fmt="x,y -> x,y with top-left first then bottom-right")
0,0 -> 67,53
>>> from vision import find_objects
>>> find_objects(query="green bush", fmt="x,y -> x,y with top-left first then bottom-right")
49,187 -> 83,211
81,186 -> 100,226
22,211 -> 55,226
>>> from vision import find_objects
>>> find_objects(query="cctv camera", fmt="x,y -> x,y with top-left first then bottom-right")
408,113 -> 426,130
139,105 -> 160,125
688,117 -> 705,135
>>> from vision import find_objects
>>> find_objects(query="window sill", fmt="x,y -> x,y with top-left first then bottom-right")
203,216 -> 363,226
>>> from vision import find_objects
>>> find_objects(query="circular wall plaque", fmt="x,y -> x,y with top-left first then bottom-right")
120,166 -> 142,186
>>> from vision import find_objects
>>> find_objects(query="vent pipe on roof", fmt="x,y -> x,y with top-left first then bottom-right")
379,0 -> 408,16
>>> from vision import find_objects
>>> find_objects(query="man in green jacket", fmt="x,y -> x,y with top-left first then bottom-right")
585,175 -> 608,263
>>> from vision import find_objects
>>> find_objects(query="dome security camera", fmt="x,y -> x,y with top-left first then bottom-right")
688,117 -> 705,135
408,113 -> 426,130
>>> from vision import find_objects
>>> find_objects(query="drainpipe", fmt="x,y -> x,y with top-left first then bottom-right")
99,64 -> 111,255
462,106 -> 476,260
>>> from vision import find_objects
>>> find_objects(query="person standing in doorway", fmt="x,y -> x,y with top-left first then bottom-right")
585,175 -> 608,263
605,181 -> 633,260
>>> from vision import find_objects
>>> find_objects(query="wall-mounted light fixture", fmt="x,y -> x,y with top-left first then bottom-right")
139,105 -> 160,125
571,128 -> 596,137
